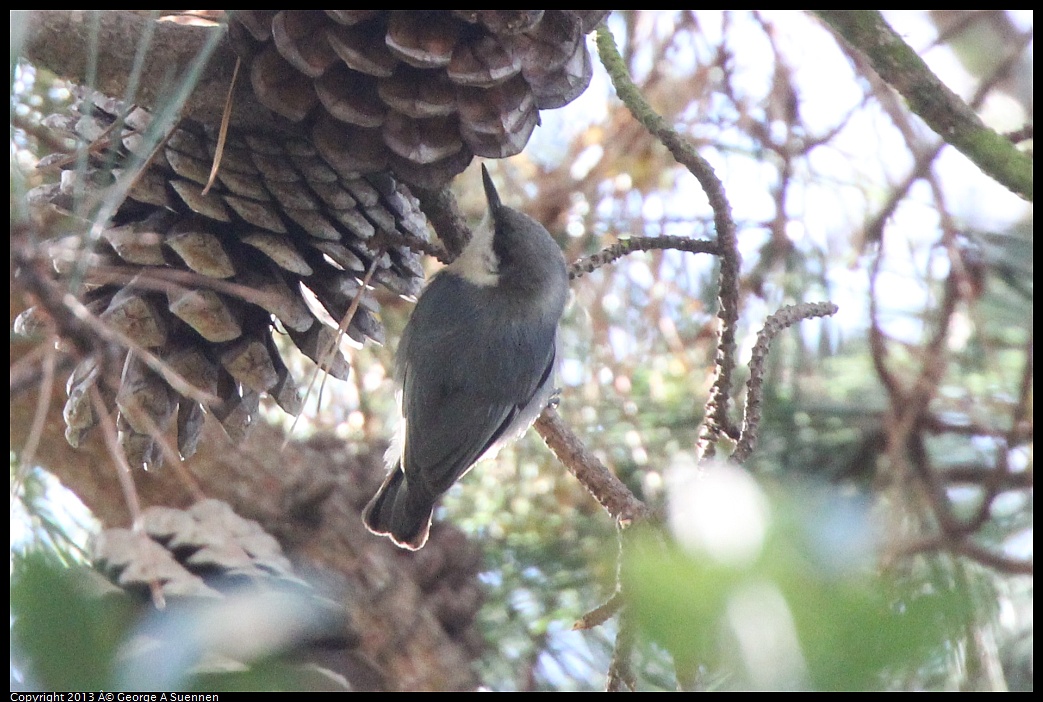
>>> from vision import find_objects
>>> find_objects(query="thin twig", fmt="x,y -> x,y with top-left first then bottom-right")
574,591 -> 624,631
733,302 -> 840,464
89,384 -> 143,529
596,25 -> 743,457
287,250 -> 386,446
414,184 -> 470,262
605,605 -> 638,692
895,534 -> 1033,575
12,334 -> 60,499
569,236 -> 718,279
535,406 -> 651,526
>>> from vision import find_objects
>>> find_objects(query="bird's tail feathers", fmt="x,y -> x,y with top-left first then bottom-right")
362,466 -> 435,550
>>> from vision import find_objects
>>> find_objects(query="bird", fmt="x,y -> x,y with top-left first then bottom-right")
363,163 -> 569,549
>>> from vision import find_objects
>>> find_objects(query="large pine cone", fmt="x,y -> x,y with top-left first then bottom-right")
21,90 -> 429,469
229,10 -> 610,188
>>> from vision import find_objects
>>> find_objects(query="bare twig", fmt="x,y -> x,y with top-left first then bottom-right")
414,185 -> 469,262
596,25 -> 743,457
605,605 -> 638,692
12,335 -> 60,499
895,534 -> 1033,575
535,406 -> 651,526
88,385 -> 143,529
289,250 -> 386,445
574,591 -> 625,631
569,236 -> 718,279
733,302 -> 840,464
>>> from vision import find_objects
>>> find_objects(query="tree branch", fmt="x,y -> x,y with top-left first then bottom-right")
814,10 -> 1032,202
20,10 -> 301,136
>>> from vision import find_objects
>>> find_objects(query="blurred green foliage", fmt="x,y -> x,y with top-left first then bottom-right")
623,481 -> 976,690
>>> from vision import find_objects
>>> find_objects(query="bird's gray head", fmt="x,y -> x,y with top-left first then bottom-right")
446,165 -> 568,312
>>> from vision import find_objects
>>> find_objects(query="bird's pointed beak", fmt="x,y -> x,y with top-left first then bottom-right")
481,164 -> 502,214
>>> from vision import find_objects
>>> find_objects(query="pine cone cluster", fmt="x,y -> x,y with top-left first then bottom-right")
22,91 -> 429,469
19,10 -> 611,471
229,10 -> 610,188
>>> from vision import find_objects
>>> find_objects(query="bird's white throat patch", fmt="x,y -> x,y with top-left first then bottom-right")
446,214 -> 499,287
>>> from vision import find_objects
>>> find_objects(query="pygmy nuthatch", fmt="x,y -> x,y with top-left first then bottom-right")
363,164 -> 569,550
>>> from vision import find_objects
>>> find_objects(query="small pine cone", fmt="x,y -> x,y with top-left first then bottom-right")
89,500 -> 356,687
228,10 -> 611,189
92,500 -> 304,596
26,90 -> 429,467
